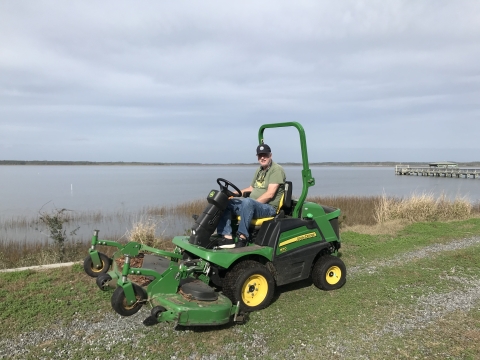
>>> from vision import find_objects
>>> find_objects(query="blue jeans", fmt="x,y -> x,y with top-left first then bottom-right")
216,197 -> 277,240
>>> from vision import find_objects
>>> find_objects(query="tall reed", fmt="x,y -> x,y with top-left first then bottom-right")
144,199 -> 205,217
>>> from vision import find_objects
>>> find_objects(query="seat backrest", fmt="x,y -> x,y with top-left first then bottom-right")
247,181 -> 293,228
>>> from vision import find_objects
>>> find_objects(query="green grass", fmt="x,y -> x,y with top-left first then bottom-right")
0,264 -> 112,335
1,219 -> 480,359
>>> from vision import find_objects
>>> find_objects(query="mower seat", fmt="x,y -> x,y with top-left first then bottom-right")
238,181 -> 292,228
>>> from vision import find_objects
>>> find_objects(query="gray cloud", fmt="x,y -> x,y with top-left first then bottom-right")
0,0 -> 479,163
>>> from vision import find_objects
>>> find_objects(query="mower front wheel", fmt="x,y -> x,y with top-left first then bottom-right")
311,255 -> 346,291
223,260 -> 275,312
83,252 -> 111,277
96,273 -> 113,291
111,283 -> 147,316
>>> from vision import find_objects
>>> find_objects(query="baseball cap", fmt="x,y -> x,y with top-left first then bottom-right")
256,144 -> 271,155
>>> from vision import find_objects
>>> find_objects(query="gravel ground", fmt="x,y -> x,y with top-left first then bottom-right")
348,236 -> 480,277
324,276 -> 480,359
0,311 -> 157,360
1,236 -> 480,359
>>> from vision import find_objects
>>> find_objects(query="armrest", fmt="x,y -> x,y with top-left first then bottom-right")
243,191 -> 251,198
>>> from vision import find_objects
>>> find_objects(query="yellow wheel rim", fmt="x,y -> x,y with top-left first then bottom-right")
325,266 -> 342,285
90,260 -> 105,273
122,294 -> 141,310
241,274 -> 268,307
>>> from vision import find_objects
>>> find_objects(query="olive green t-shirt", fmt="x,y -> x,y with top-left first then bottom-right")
250,161 -> 286,210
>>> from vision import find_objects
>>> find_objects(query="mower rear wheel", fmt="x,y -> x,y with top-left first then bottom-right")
83,252 -> 111,277
96,273 -> 113,291
111,283 -> 147,316
311,255 -> 346,291
223,260 -> 275,312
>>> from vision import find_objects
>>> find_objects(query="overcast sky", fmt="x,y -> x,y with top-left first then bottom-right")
1,1 -> 479,163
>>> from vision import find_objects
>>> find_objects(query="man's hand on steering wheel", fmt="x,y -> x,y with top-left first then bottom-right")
216,178 -> 242,198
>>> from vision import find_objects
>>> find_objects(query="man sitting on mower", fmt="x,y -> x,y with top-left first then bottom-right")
216,143 -> 286,248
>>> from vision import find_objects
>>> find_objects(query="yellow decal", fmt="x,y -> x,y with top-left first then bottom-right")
209,191 -> 215,197
279,232 -> 317,247
280,247 -> 287,253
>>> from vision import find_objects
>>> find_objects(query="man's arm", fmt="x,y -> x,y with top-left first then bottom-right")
255,183 -> 280,204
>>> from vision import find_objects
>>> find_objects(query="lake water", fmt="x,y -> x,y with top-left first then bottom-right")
1,165 -> 479,243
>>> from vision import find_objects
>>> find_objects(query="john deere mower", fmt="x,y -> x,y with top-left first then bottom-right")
83,122 -> 345,326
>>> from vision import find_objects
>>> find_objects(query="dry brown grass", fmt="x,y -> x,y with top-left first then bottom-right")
309,193 -> 480,236
472,201 -> 480,215
124,216 -> 176,251
0,239 -> 86,270
375,192 -> 473,224
126,217 -> 158,247
307,195 -> 380,226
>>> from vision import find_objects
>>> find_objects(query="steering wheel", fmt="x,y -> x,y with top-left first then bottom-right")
217,178 -> 242,198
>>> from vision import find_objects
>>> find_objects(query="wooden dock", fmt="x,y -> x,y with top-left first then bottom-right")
395,165 -> 480,179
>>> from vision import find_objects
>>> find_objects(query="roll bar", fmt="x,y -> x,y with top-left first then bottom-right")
258,122 -> 315,218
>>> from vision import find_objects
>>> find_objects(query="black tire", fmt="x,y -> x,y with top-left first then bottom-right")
223,260 -> 275,312
111,283 -> 147,316
151,306 -> 167,319
311,255 -> 346,291
96,273 -> 113,291
83,252 -> 111,277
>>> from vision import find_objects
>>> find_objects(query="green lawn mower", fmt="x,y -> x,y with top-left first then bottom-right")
83,121 -> 345,326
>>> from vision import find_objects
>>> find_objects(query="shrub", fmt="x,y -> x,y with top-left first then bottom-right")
38,208 -> 79,262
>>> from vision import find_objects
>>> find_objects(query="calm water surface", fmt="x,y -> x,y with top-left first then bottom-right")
1,165 -> 479,242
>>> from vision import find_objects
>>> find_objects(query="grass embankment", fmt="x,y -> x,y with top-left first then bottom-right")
1,218 -> 480,359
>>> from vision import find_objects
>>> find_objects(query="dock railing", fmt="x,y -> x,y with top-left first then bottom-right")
395,165 -> 480,179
